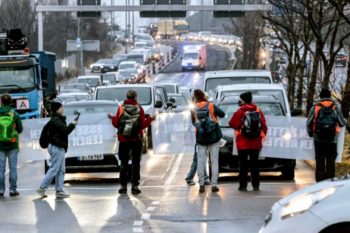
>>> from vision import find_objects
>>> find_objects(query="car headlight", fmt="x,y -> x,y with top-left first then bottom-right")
280,186 -> 342,220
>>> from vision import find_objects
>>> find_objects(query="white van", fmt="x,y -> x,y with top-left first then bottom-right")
203,70 -> 273,98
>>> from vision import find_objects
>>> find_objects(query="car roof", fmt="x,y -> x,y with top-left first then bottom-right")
96,83 -> 154,90
205,70 -> 272,78
58,92 -> 90,96
63,100 -> 119,107
77,75 -> 100,79
119,60 -> 137,65
216,83 -> 285,92
219,95 -> 282,104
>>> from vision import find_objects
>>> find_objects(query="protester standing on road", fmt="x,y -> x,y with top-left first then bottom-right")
307,88 -> 346,182
0,94 -> 23,197
185,94 -> 210,186
37,101 -> 77,198
229,92 -> 267,192
191,89 -> 225,193
108,90 -> 155,195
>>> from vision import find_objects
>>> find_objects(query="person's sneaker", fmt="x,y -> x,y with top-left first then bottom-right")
186,180 -> 195,186
253,187 -> 260,191
199,185 -> 205,193
36,188 -> 47,198
131,186 -> 141,195
204,180 -> 211,186
118,186 -> 127,194
211,186 -> 219,193
56,190 -> 70,198
9,191 -> 20,197
238,187 -> 247,191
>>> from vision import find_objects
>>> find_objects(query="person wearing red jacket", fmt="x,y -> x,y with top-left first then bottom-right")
108,90 -> 155,195
229,91 -> 268,191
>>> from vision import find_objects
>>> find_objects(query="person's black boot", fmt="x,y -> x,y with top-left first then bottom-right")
119,186 -> 127,194
131,185 -> 141,195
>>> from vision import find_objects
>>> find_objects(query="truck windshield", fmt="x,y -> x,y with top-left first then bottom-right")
183,53 -> 198,59
175,25 -> 189,30
0,66 -> 35,92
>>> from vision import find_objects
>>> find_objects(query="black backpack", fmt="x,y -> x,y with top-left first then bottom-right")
315,102 -> 337,139
39,121 -> 51,149
241,110 -> 262,139
195,102 -> 221,145
118,106 -> 141,138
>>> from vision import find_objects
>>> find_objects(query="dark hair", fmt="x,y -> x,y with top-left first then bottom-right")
320,88 -> 331,98
0,94 -> 12,106
193,89 -> 205,102
240,91 -> 252,104
126,90 -> 137,99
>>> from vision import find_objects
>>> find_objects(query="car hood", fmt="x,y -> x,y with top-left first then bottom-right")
277,176 -> 350,206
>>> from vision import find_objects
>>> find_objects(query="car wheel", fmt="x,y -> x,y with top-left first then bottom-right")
320,223 -> 350,233
281,164 -> 295,180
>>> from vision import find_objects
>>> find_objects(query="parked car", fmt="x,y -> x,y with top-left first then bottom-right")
260,174 -> 350,233
334,53 -> 347,67
45,100 -> 120,173
216,84 -> 298,179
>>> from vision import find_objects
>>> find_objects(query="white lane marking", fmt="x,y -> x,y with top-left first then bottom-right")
133,221 -> 143,226
133,227 -> 144,232
164,153 -> 184,186
141,214 -> 151,220
147,206 -> 156,212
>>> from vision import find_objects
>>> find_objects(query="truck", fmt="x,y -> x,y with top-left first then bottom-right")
181,44 -> 207,71
0,28 -> 57,119
157,20 -> 189,39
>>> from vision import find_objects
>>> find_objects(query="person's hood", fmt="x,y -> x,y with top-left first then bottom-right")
240,103 -> 258,112
123,99 -> 138,106
0,105 -> 13,114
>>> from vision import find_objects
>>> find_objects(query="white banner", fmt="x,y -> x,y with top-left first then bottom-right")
151,113 -> 345,161
18,113 -> 117,163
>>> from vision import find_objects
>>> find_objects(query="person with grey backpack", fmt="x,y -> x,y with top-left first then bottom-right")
191,89 -> 225,193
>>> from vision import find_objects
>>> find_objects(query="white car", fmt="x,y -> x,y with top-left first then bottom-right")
259,175 -> 350,233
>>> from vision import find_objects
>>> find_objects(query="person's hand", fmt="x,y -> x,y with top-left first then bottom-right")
150,114 -> 157,120
73,120 -> 78,126
107,112 -> 114,119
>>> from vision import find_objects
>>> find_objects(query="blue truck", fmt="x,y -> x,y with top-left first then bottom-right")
0,29 -> 57,119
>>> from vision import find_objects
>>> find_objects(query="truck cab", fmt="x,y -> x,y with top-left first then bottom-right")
0,29 -> 56,119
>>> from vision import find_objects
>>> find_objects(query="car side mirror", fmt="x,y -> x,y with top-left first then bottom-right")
155,100 -> 163,108
291,108 -> 303,116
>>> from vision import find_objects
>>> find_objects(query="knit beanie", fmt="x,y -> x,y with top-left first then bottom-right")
51,101 -> 62,113
320,88 -> 331,98
240,91 -> 252,103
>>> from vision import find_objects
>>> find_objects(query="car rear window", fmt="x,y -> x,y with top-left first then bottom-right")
96,87 -> 152,105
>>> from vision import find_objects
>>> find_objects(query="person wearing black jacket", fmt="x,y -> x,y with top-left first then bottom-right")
36,101 -> 77,198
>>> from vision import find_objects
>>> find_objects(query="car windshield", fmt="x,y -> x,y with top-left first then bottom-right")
170,95 -> 188,105
77,77 -> 100,87
57,94 -> 91,103
218,102 -> 285,127
126,55 -> 144,64
119,69 -> 137,79
96,59 -> 110,64
119,63 -> 135,70
205,76 -> 272,93
96,87 -> 152,105
183,53 -> 198,60
163,85 -> 176,94
64,104 -> 118,116
102,74 -> 117,84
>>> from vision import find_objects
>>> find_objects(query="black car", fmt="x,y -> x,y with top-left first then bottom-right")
90,59 -> 119,73
217,95 -> 296,180
44,100 -> 120,173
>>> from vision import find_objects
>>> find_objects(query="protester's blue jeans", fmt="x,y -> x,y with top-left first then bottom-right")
0,149 -> 18,193
185,145 -> 209,182
40,144 -> 66,191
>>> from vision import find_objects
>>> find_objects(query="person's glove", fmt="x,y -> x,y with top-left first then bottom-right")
73,120 -> 78,126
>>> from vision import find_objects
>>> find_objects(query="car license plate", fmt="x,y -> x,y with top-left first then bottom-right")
79,155 -> 104,161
